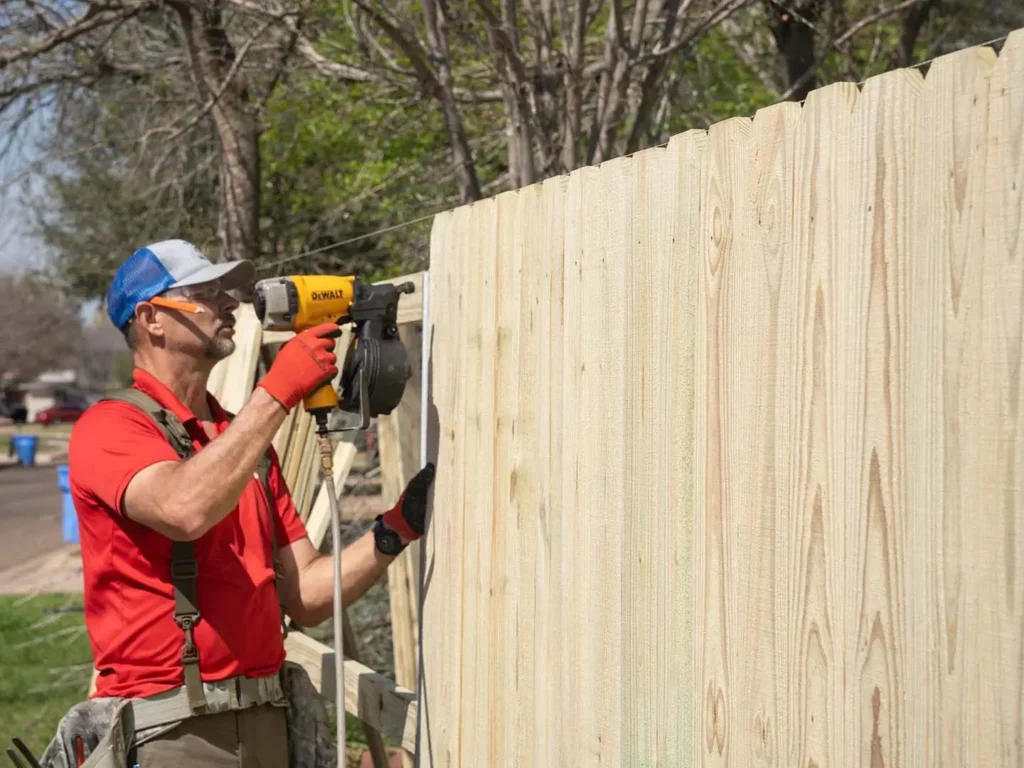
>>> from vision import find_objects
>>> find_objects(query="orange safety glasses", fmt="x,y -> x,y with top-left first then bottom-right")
149,296 -> 207,315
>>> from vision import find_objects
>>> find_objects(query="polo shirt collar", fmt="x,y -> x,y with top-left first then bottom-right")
131,367 -> 228,427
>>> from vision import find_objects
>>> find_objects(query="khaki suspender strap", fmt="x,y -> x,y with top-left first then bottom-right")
170,540 -> 205,710
256,451 -> 289,640
99,387 -> 285,714
100,389 -> 207,713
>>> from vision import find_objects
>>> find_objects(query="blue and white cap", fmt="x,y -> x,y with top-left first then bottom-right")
106,239 -> 255,329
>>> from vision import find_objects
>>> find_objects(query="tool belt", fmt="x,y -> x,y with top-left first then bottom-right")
130,671 -> 287,732
33,661 -> 335,768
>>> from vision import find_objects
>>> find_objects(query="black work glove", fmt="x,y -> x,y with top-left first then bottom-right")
382,462 -> 435,541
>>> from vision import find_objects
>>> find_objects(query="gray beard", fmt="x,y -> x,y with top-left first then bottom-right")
206,336 -> 236,360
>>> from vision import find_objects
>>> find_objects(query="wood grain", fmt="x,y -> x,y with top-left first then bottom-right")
622,146 -> 659,767
458,196 -> 499,768
419,206 -> 466,768
729,100 -> 801,768
557,164 -> 592,767
589,155 -> 629,767
484,188 -> 521,768
533,174 -> 567,768
505,182 -> 540,768
663,129 -> 703,765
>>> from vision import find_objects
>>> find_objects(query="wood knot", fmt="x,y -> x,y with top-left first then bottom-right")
753,711 -> 773,761
704,681 -> 728,755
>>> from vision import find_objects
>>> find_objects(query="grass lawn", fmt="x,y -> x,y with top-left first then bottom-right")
0,426 -> 71,458
0,425 -> 74,436
0,594 -> 93,759
0,595 -> 378,761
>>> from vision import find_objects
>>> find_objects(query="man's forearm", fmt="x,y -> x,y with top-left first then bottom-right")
295,531 -> 399,627
160,387 -> 287,538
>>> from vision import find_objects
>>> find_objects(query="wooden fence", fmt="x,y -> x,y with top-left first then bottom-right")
417,30 -> 1024,768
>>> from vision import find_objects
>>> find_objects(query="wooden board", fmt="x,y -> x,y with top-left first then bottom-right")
419,203 -> 469,768
904,44 -> 995,768
376,321 -> 424,768
526,173 -> 567,768
971,29 -> 1024,764
284,631 -> 418,753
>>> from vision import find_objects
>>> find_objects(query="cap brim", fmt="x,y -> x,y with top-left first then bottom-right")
168,260 -> 255,292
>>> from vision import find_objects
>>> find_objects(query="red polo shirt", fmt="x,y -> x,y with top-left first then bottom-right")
68,368 -> 309,699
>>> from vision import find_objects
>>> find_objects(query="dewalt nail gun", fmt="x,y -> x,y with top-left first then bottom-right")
252,274 -> 415,433
251,273 -> 415,766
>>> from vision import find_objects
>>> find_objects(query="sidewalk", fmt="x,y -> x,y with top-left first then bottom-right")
0,451 -> 67,467
0,545 -> 84,595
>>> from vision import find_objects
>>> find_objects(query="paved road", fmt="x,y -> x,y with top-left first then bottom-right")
0,465 -> 65,570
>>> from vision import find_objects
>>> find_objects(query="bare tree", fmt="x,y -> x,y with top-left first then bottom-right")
0,274 -> 84,386
212,0 -> 753,200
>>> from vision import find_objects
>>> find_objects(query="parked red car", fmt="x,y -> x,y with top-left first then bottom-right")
34,404 -> 86,425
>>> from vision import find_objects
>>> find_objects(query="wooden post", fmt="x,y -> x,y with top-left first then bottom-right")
376,321 -> 423,768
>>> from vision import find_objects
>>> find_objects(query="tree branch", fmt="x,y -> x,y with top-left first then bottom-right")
0,2 -> 150,69
217,0 -> 380,82
421,0 -> 482,201
836,0 -> 932,49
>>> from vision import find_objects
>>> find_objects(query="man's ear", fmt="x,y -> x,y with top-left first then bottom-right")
134,302 -> 166,342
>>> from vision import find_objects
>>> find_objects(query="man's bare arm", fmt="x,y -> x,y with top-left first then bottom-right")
276,463 -> 434,626
277,533 -> 403,628
122,323 -> 341,541
122,387 -> 287,540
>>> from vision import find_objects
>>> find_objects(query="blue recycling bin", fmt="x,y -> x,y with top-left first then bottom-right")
57,464 -> 79,544
11,434 -> 38,466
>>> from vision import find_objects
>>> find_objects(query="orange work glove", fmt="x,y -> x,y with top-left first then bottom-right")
257,322 -> 342,410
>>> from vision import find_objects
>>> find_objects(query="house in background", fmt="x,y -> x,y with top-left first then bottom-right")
2,368 -> 89,423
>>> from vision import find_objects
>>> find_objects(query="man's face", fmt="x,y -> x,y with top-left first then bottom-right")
152,279 -> 242,361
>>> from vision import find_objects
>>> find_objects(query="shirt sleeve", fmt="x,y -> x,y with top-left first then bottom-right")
265,445 -> 310,546
68,401 -> 183,516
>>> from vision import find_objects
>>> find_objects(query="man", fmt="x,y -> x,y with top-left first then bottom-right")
66,239 -> 433,766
